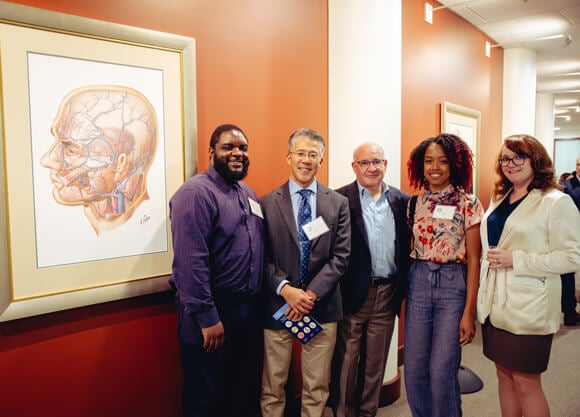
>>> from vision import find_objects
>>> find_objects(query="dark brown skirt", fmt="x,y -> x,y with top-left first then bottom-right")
482,319 -> 553,374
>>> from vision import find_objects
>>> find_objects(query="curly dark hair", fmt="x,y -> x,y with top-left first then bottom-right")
492,134 -> 557,201
407,133 -> 474,191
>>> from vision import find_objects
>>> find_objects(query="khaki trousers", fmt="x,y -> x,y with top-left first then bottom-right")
261,322 -> 338,417
334,283 -> 396,417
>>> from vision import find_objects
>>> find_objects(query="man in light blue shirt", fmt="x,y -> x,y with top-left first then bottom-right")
360,180 -> 397,280
333,142 -> 410,417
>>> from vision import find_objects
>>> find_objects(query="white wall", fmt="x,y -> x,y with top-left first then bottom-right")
535,93 -> 555,159
328,0 -> 402,189
502,48 -> 536,139
328,0 -> 402,386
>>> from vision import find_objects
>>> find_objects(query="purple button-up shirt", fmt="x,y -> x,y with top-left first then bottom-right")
169,166 -> 263,331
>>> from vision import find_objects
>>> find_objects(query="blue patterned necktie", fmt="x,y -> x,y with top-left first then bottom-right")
297,189 -> 312,283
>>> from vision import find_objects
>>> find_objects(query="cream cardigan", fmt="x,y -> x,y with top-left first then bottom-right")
477,188 -> 580,335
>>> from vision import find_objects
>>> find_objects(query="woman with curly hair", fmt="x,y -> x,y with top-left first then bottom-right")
477,134 -> 580,417
405,133 -> 483,417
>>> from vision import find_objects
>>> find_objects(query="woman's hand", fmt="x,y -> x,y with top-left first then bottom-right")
459,314 -> 475,347
487,248 -> 513,269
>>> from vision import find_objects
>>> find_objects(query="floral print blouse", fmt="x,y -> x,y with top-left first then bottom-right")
409,184 -> 483,264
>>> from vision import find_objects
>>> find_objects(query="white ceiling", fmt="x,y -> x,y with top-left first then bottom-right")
437,0 -> 580,137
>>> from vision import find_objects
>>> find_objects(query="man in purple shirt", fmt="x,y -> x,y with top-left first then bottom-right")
169,124 -> 264,417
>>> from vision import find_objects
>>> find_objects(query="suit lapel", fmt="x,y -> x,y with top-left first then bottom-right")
498,189 -> 543,247
274,182 -> 299,246
386,189 -> 402,258
276,181 -> 335,252
311,184 -> 328,251
346,182 -> 370,249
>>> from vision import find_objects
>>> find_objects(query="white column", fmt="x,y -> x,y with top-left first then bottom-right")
535,93 -> 555,159
328,0 -> 402,189
502,48 -> 536,139
328,0 -> 402,386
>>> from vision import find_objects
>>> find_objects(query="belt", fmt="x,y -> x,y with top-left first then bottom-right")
370,277 -> 393,287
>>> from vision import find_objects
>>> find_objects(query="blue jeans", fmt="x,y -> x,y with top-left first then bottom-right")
404,260 -> 465,417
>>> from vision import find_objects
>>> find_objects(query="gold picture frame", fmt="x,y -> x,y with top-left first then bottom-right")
0,2 -> 197,321
441,101 -> 481,194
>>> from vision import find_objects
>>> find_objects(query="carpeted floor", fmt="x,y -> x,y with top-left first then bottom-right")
375,318 -> 580,417
324,282 -> 580,417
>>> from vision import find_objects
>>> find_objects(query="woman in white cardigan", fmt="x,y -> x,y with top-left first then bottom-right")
477,134 -> 580,417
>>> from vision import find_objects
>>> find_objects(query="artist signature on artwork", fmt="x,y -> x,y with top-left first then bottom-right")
140,214 -> 151,225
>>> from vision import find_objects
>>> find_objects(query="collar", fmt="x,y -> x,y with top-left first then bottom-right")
425,183 -> 455,197
357,181 -> 389,198
423,184 -> 461,205
289,179 -> 317,195
206,165 -> 239,189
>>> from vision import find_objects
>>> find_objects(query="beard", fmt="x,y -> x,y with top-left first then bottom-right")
213,156 -> 250,183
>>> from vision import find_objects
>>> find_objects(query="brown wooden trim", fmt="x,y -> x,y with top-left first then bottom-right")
398,343 -> 404,366
378,369 -> 401,407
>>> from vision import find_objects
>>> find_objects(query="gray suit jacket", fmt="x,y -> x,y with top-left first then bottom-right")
260,181 -> 351,329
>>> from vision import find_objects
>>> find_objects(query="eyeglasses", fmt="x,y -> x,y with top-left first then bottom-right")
290,151 -> 320,160
354,159 -> 386,169
498,155 -> 526,167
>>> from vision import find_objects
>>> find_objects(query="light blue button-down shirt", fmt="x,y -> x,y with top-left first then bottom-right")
358,182 -> 397,277
289,179 -> 318,227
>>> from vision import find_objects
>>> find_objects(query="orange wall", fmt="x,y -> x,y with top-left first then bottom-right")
4,0 -> 329,197
0,294 -> 182,417
0,1 -> 328,417
401,0 -> 504,206
0,1 -> 504,416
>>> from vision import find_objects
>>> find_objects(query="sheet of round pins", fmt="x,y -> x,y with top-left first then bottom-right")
272,303 -> 324,344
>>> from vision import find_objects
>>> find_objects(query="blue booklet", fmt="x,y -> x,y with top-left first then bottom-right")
273,303 -> 324,344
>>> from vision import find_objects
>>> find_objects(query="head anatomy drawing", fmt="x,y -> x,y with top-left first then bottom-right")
41,85 -> 158,235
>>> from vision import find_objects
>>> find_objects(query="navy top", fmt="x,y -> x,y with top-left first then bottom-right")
169,166 -> 264,329
486,193 -> 526,247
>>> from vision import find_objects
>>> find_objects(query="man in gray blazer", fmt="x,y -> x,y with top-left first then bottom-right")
332,142 -> 410,417
260,128 -> 351,417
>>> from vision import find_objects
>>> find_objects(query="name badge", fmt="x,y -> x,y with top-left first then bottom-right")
302,216 -> 329,240
433,204 -> 456,220
248,198 -> 263,219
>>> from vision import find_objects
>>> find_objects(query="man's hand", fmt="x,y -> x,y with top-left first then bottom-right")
304,289 -> 318,303
201,321 -> 225,352
280,284 -> 315,321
